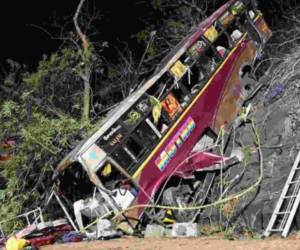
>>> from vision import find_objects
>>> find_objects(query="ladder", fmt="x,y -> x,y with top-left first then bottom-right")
264,151 -> 300,237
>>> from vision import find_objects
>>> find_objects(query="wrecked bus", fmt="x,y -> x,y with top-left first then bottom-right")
54,0 -> 272,232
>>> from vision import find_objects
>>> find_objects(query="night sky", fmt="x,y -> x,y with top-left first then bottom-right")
0,1 -> 282,67
0,0 -> 145,66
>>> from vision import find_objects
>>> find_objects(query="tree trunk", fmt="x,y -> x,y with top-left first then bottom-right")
81,70 -> 90,126
74,0 -> 91,126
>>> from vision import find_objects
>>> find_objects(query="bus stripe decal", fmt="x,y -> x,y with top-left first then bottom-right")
133,33 -> 248,178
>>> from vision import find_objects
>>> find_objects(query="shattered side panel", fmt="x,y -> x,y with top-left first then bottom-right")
129,37 -> 256,219
212,37 -> 257,133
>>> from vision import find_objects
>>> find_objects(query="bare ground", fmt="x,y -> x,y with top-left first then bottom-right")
42,236 -> 300,250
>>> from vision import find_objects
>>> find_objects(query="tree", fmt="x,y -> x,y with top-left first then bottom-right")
73,0 -> 91,126
0,0 -> 107,233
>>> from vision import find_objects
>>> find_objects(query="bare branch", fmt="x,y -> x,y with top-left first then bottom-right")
74,0 -> 89,49
28,24 -> 81,50
137,30 -> 156,71
180,0 -> 207,18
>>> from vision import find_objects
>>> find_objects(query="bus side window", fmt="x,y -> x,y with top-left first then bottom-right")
219,11 -> 235,28
95,160 -> 138,198
187,39 -> 207,60
111,147 -> 136,175
214,22 -> 232,58
96,160 -> 128,189
124,137 -> 145,161
226,19 -> 244,44
198,46 -> 222,75
239,11 -> 261,43
177,50 -> 207,97
122,109 -> 142,131
180,63 -> 202,95
147,73 -> 171,99
133,118 -> 161,146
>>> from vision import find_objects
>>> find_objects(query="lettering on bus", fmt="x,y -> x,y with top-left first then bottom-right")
103,125 -> 122,141
98,123 -> 125,151
109,133 -> 124,147
155,116 -> 196,171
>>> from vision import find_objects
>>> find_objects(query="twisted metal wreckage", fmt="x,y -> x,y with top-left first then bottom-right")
53,0 -> 272,236
2,0 -> 273,240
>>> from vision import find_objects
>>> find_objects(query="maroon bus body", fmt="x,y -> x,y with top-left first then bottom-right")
128,2 -> 272,218
56,0 -> 272,224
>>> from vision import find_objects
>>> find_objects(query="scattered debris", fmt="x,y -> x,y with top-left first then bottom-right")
0,207 -> 44,239
27,235 -> 55,248
0,207 -> 79,249
144,224 -> 166,238
61,231 -> 84,243
96,219 -> 119,239
5,236 -> 27,250
171,223 -> 201,237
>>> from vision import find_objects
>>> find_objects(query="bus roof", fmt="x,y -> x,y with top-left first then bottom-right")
56,0 -> 240,173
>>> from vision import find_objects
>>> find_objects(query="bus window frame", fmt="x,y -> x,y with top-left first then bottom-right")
108,110 -> 164,176
147,72 -> 174,99
94,157 -> 140,192
109,133 -> 155,176
170,35 -> 225,99
213,20 -> 235,54
176,14 -> 248,100
97,1 -> 259,178
196,36 -> 223,76
124,136 -> 148,162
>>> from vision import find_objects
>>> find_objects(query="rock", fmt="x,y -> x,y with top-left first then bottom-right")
199,75 -> 300,233
96,219 -> 118,239
116,221 -> 134,235
164,228 -> 173,237
144,224 -> 165,238
171,223 -> 200,237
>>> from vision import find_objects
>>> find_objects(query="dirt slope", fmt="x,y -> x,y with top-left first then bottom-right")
42,236 -> 300,250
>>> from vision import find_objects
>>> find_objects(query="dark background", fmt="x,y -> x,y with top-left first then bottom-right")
0,0 -> 148,65
0,0 -> 282,67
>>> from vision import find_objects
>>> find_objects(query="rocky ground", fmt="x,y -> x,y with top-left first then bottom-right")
199,45 -> 300,233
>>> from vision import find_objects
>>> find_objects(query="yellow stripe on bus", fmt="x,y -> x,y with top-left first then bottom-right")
132,33 -> 248,179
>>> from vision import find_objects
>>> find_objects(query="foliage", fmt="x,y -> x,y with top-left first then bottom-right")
23,48 -> 85,118
0,57 -> 89,233
221,198 -> 240,218
222,224 -> 237,240
241,146 -> 252,167
133,29 -> 152,44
